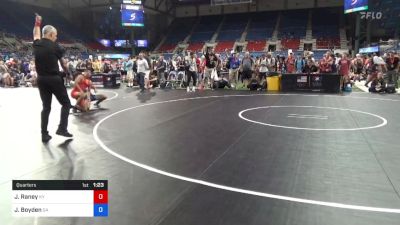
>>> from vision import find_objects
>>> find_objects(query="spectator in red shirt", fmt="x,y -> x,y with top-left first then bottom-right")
319,53 -> 333,73
285,52 -> 295,73
338,53 -> 351,90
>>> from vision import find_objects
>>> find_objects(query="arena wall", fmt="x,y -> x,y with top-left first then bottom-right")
175,0 -> 343,18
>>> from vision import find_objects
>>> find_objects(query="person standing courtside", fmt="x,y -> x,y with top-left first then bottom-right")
385,51 -> 399,89
33,14 -> 73,142
136,53 -> 149,92
227,51 -> 240,89
156,55 -> 167,84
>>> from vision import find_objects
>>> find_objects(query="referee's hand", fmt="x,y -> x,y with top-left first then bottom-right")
35,13 -> 42,23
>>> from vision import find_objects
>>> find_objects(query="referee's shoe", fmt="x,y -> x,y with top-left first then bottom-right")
56,129 -> 73,138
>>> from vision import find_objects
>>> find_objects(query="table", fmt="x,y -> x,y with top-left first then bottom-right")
12,180 -> 108,217
91,73 -> 121,88
281,73 -> 341,93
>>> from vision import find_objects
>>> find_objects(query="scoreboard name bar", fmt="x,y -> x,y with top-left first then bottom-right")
13,180 -> 108,190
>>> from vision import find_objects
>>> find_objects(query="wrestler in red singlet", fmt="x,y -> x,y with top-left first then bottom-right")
71,76 -> 90,98
71,72 -> 91,111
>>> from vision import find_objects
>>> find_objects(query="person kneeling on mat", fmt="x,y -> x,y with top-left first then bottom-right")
71,71 -> 90,112
247,77 -> 262,91
84,70 -> 107,108
212,76 -> 231,89
369,72 -> 386,93
88,83 -> 107,108
71,70 -> 107,112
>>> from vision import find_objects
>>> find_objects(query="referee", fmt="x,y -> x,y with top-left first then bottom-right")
33,14 -> 73,142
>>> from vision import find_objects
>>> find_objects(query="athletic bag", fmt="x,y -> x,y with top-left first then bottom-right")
344,83 -> 352,92
385,84 -> 396,94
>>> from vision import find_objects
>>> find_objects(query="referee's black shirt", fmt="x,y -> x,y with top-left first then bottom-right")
33,38 -> 64,76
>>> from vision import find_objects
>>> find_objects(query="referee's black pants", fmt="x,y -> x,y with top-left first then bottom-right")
37,76 -> 71,135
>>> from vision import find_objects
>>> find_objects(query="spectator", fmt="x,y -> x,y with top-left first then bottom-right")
277,56 -> 286,73
126,56 -> 135,87
103,60 -> 111,73
136,52 -> 149,92
265,53 -> 276,73
92,58 -> 102,73
143,52 -> 152,90
369,72 -> 386,93
156,55 -> 167,84
25,60 -> 37,86
186,52 -> 198,92
121,59 -> 127,82
319,53 -> 333,73
68,59 -> 76,78
352,54 -> 364,81
258,54 -> 268,83
385,51 -> 399,88
76,59 -> 86,73
364,55 -> 374,87
285,52 -> 295,73
338,53 -> 352,91
0,60 -> 13,87
240,52 -> 254,88
303,57 -> 318,74
86,59 -> 93,72
295,53 -> 305,73
203,49 -> 218,89
366,55 -> 387,87
227,51 -> 240,88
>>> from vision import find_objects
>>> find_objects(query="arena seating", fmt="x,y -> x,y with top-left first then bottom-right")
190,31 -> 214,43
216,14 -> 248,41
214,41 -> 235,52
279,10 -> 308,39
188,15 -> 222,43
158,44 -> 177,53
311,8 -> 341,49
0,2 -> 92,42
86,42 -> 109,51
316,38 -> 340,49
187,42 -> 204,52
217,30 -> 242,41
155,8 -> 344,54
163,17 -> 196,45
281,39 -> 300,50
247,41 -> 266,51
373,0 -> 400,37
156,19 -> 196,53
0,1 -> 108,54
246,12 -> 278,41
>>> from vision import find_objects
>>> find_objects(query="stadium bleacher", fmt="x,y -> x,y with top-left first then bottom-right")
312,8 -> 340,49
281,39 -> 301,50
155,8 -> 344,54
0,2 -> 91,42
246,11 -> 278,41
215,41 -> 235,52
279,9 -> 308,39
187,42 -> 205,52
246,40 -> 266,52
190,15 -> 222,42
0,1 -> 118,53
0,2 -> 347,55
373,0 -> 400,37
